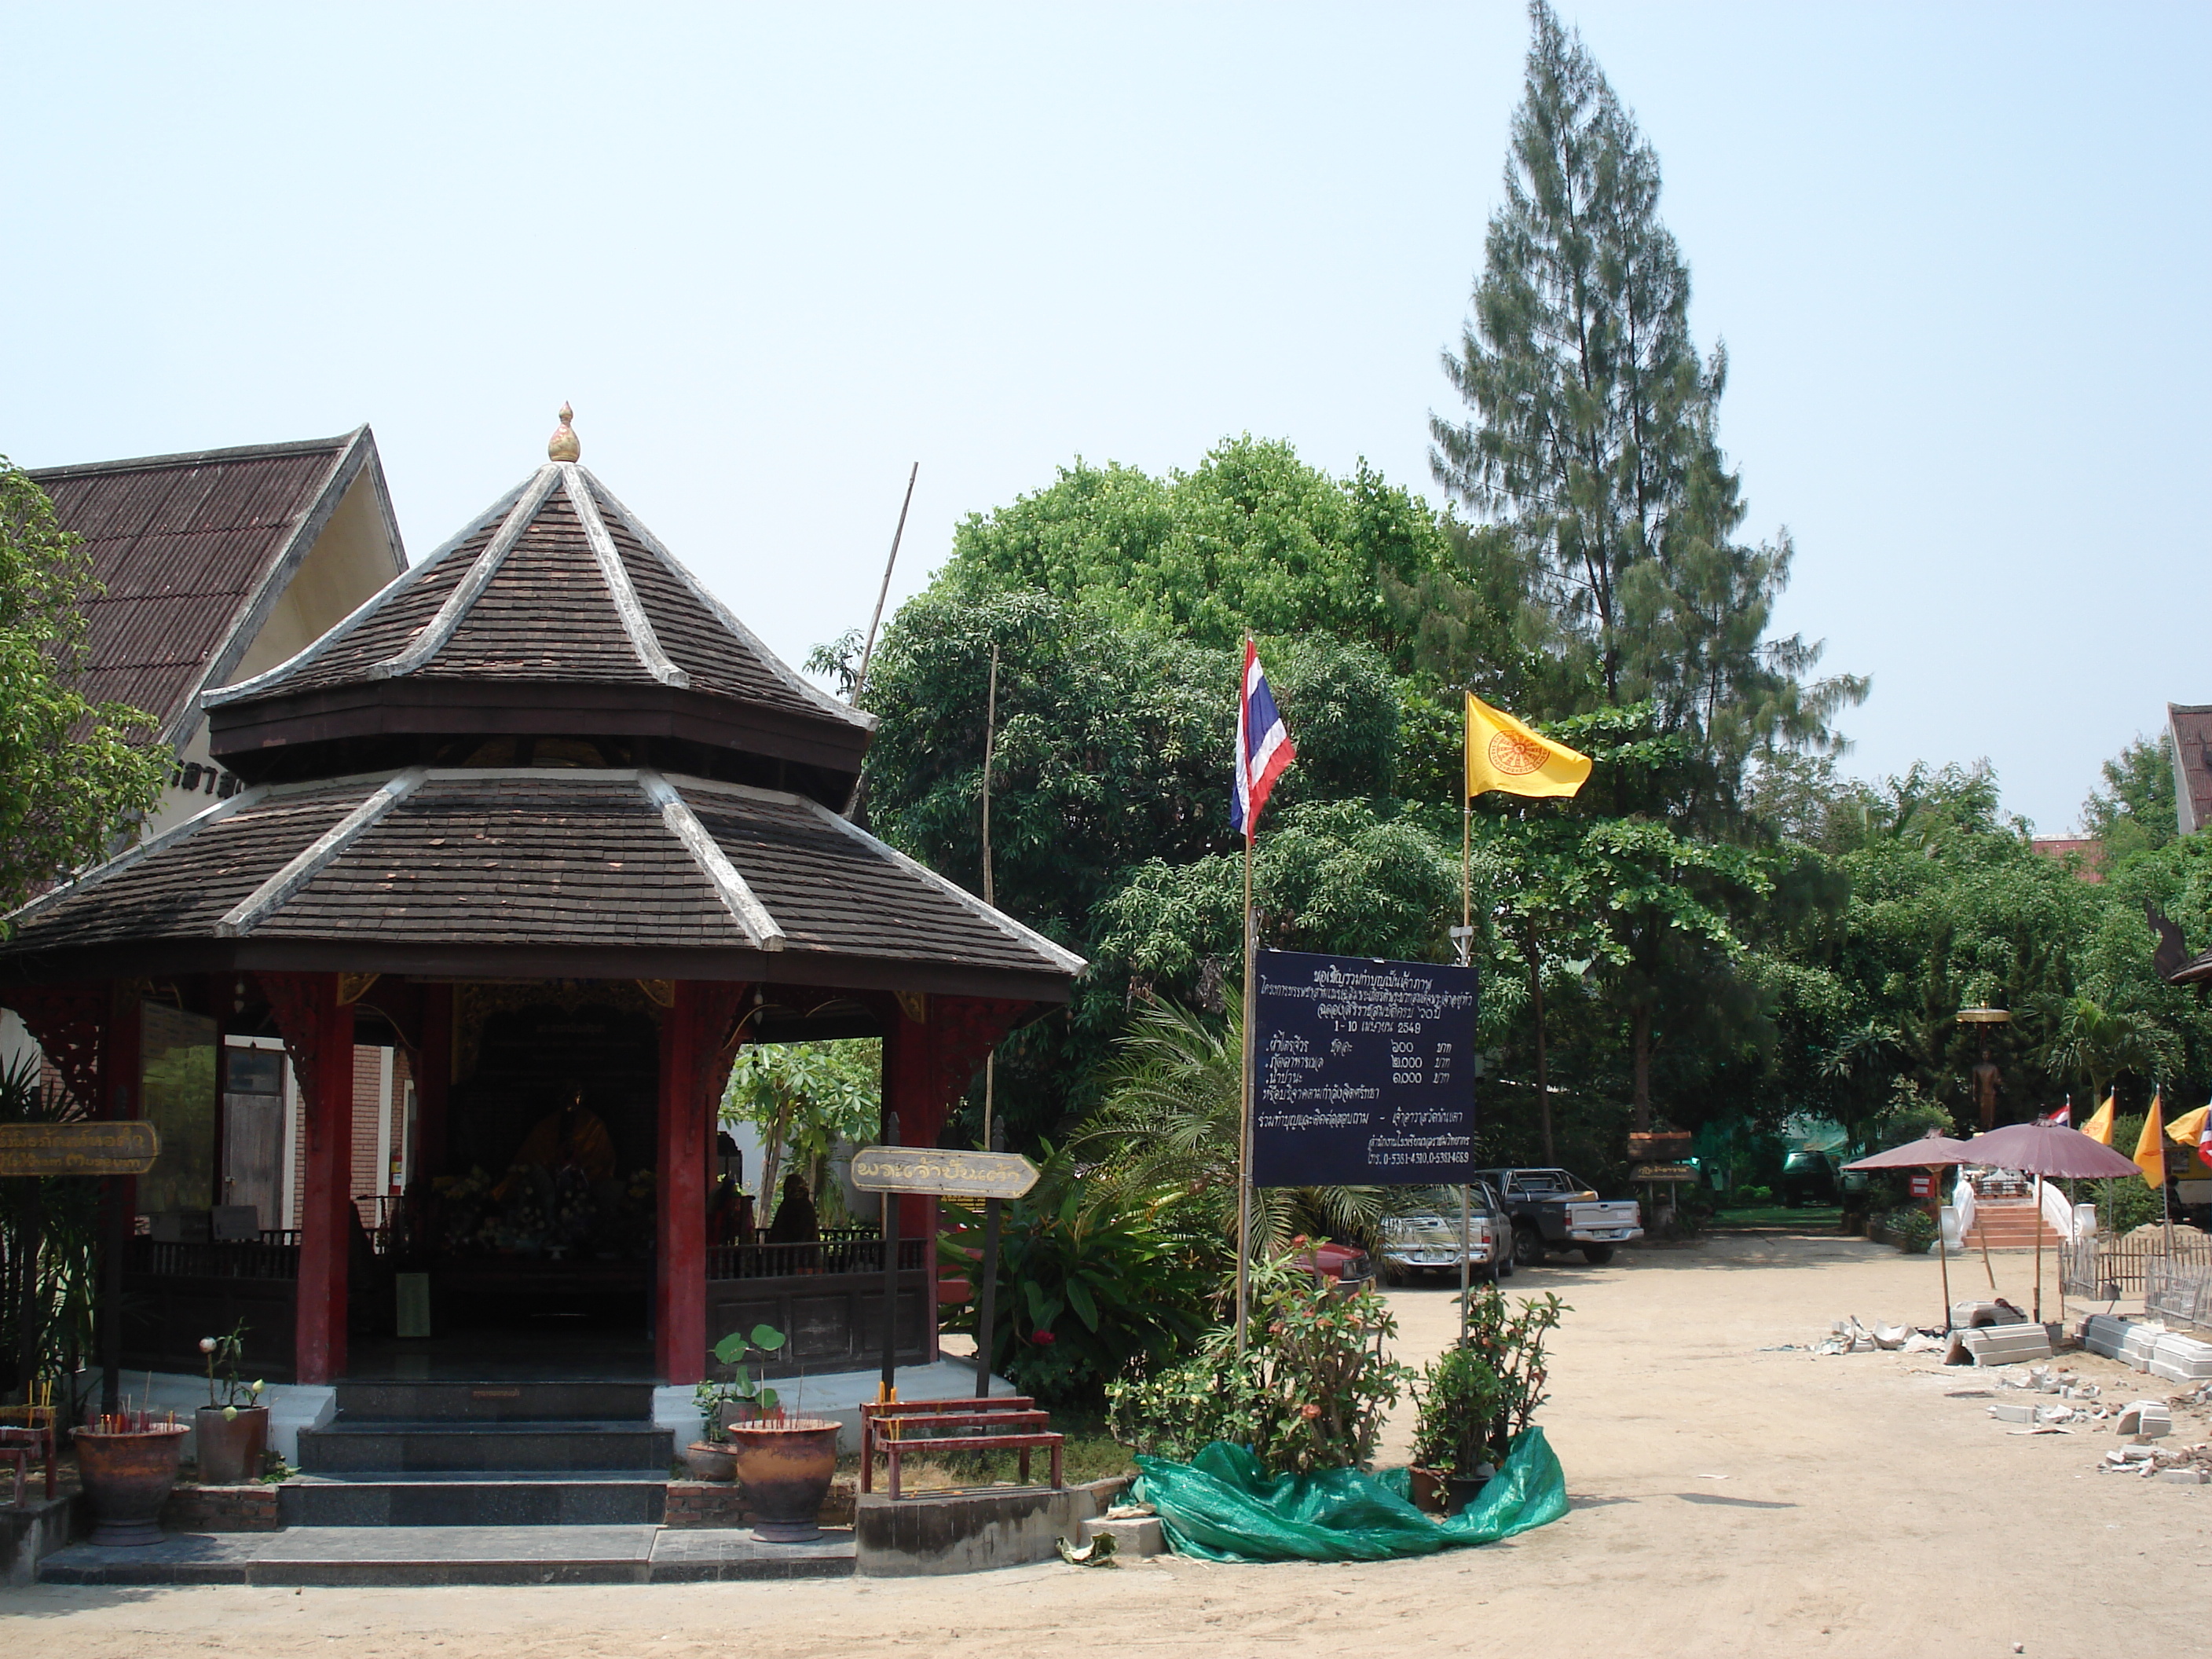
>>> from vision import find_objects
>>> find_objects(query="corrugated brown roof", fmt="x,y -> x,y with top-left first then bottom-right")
2170,705 -> 2212,838
31,438 -> 357,734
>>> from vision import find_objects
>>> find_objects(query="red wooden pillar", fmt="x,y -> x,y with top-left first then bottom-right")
656,983 -> 709,1385
97,983 -> 144,1414
292,975 -> 355,1385
881,1001 -> 941,1364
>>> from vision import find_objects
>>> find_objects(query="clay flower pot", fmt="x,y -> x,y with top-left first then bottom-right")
727,1419 -> 839,1542
194,1405 -> 269,1485
74,1423 -> 190,1546
683,1440 -> 737,1481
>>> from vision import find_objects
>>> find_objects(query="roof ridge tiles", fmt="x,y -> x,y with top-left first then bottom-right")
636,769 -> 785,950
0,782 -> 272,930
202,475 -> 534,709
579,469 -> 873,734
215,769 -> 428,937
800,796 -> 1088,976
559,464 -> 688,690
372,467 -> 563,679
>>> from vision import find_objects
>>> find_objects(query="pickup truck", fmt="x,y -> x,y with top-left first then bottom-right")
1474,1166 -> 1643,1266
1377,1183 -> 1514,1286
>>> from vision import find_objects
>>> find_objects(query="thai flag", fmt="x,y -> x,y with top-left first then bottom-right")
2041,1103 -> 2071,1127
1231,639 -> 1295,840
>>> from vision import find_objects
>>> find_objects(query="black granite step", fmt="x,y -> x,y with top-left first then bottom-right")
296,1419 -> 672,1474
331,1380 -> 657,1423
37,1525 -> 855,1586
279,1471 -> 668,1527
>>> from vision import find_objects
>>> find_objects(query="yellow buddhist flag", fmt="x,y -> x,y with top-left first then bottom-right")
2167,1104 -> 2210,1147
2081,1094 -> 2115,1146
1466,694 -> 1592,800
2134,1092 -> 2167,1188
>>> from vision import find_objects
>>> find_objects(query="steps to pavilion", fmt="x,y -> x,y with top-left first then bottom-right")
282,1379 -> 672,1528
1961,1199 -> 2068,1251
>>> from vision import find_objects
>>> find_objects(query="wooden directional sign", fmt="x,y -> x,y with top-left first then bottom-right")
0,1121 -> 161,1177
848,1145 -> 1040,1200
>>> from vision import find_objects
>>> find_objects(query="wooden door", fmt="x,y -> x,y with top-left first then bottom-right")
222,1045 -> 286,1231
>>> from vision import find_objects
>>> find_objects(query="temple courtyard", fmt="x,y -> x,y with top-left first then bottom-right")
5,1229 -> 2201,1657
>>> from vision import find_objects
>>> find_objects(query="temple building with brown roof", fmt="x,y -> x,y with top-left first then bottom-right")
1,412 -> 1081,1435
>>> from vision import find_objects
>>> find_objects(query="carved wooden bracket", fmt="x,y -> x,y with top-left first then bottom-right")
0,981 -> 109,1112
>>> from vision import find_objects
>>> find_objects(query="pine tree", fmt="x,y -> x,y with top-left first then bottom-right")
1429,1 -> 1862,801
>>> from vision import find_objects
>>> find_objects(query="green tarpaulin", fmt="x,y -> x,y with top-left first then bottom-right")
1130,1426 -> 1569,1563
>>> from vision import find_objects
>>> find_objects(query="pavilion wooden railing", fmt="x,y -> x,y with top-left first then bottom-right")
2147,1258 -> 2212,1331
704,1237 -> 926,1280
127,1237 -> 300,1281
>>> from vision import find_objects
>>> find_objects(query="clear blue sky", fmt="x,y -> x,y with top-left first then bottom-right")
6,2 -> 2206,833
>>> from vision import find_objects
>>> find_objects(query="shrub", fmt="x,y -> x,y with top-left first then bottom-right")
1882,1207 -> 1937,1254
940,1145 -> 1210,1407
1409,1346 -> 1504,1479
1107,1247 -> 1412,1474
1457,1284 -> 1568,1463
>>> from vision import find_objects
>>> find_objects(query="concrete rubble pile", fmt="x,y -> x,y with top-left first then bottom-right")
1812,1317 -> 1944,1357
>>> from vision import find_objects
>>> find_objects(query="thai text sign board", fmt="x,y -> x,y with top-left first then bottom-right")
0,1121 -> 160,1178
849,1145 -> 1041,1200
1252,949 -> 1478,1187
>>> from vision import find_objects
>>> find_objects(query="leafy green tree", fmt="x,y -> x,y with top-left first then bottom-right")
0,459 -> 167,922
2081,733 -> 2177,857
1426,2 -> 1862,797
720,1040 -> 880,1221
936,437 -> 1452,670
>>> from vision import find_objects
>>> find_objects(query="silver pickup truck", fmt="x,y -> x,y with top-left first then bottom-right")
1474,1166 -> 1644,1266
1377,1182 -> 1515,1285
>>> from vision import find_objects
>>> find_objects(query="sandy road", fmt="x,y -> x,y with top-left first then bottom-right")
6,1230 -> 2207,1659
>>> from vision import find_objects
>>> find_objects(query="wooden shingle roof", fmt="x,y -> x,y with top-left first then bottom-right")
0,768 -> 1082,999
201,463 -> 870,793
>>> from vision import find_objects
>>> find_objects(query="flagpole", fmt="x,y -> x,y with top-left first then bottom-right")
1236,823 -> 1255,1356
1459,709 -> 1473,1348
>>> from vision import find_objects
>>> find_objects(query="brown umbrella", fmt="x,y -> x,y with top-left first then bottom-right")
1845,1133 -> 1974,1328
1958,1123 -> 2144,1323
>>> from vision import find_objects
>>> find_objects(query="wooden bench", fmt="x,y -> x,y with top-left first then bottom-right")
0,1419 -> 57,1506
859,1396 -> 1064,1499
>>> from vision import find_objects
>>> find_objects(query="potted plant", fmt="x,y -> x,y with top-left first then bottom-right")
1408,1344 -> 1503,1514
74,1387 -> 190,1546
683,1377 -> 739,1481
193,1320 -> 269,1485
711,1323 -> 839,1543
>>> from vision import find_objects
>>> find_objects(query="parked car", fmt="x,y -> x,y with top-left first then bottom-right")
1473,1166 -> 1643,1266
1290,1238 -> 1375,1289
1779,1148 -> 1839,1207
1378,1184 -> 1514,1285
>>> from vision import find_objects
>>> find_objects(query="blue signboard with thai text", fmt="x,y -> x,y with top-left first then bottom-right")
1251,949 -> 1479,1187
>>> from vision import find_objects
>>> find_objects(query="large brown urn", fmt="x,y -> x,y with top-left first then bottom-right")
727,1419 -> 840,1542
74,1423 -> 190,1546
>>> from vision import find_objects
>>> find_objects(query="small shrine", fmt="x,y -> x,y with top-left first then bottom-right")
0,409 -> 1081,1391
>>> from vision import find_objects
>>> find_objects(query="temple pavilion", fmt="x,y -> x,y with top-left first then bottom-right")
0,412 -> 1082,1394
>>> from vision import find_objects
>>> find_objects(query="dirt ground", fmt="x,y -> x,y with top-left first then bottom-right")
8,1230 -> 2209,1658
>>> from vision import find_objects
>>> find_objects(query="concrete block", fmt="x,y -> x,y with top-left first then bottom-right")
855,1477 -> 1125,1577
1079,1514 -> 1165,1557
1988,1401 -> 2036,1423
2156,1467 -> 2209,1485
1946,1325 -> 2054,1367
1953,1302 -> 2026,1330
2115,1401 -> 2172,1438
1,1492 -> 79,1588
2150,1334 -> 2212,1383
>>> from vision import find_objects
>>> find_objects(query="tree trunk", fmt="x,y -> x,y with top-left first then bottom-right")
1632,1005 -> 1653,1133
1526,930 -> 1553,1164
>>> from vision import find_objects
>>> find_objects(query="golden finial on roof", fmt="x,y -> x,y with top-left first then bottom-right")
548,402 -> 580,462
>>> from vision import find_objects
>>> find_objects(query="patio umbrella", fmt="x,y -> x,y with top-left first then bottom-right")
1958,1123 -> 2144,1324
1845,1133 -> 1973,1328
